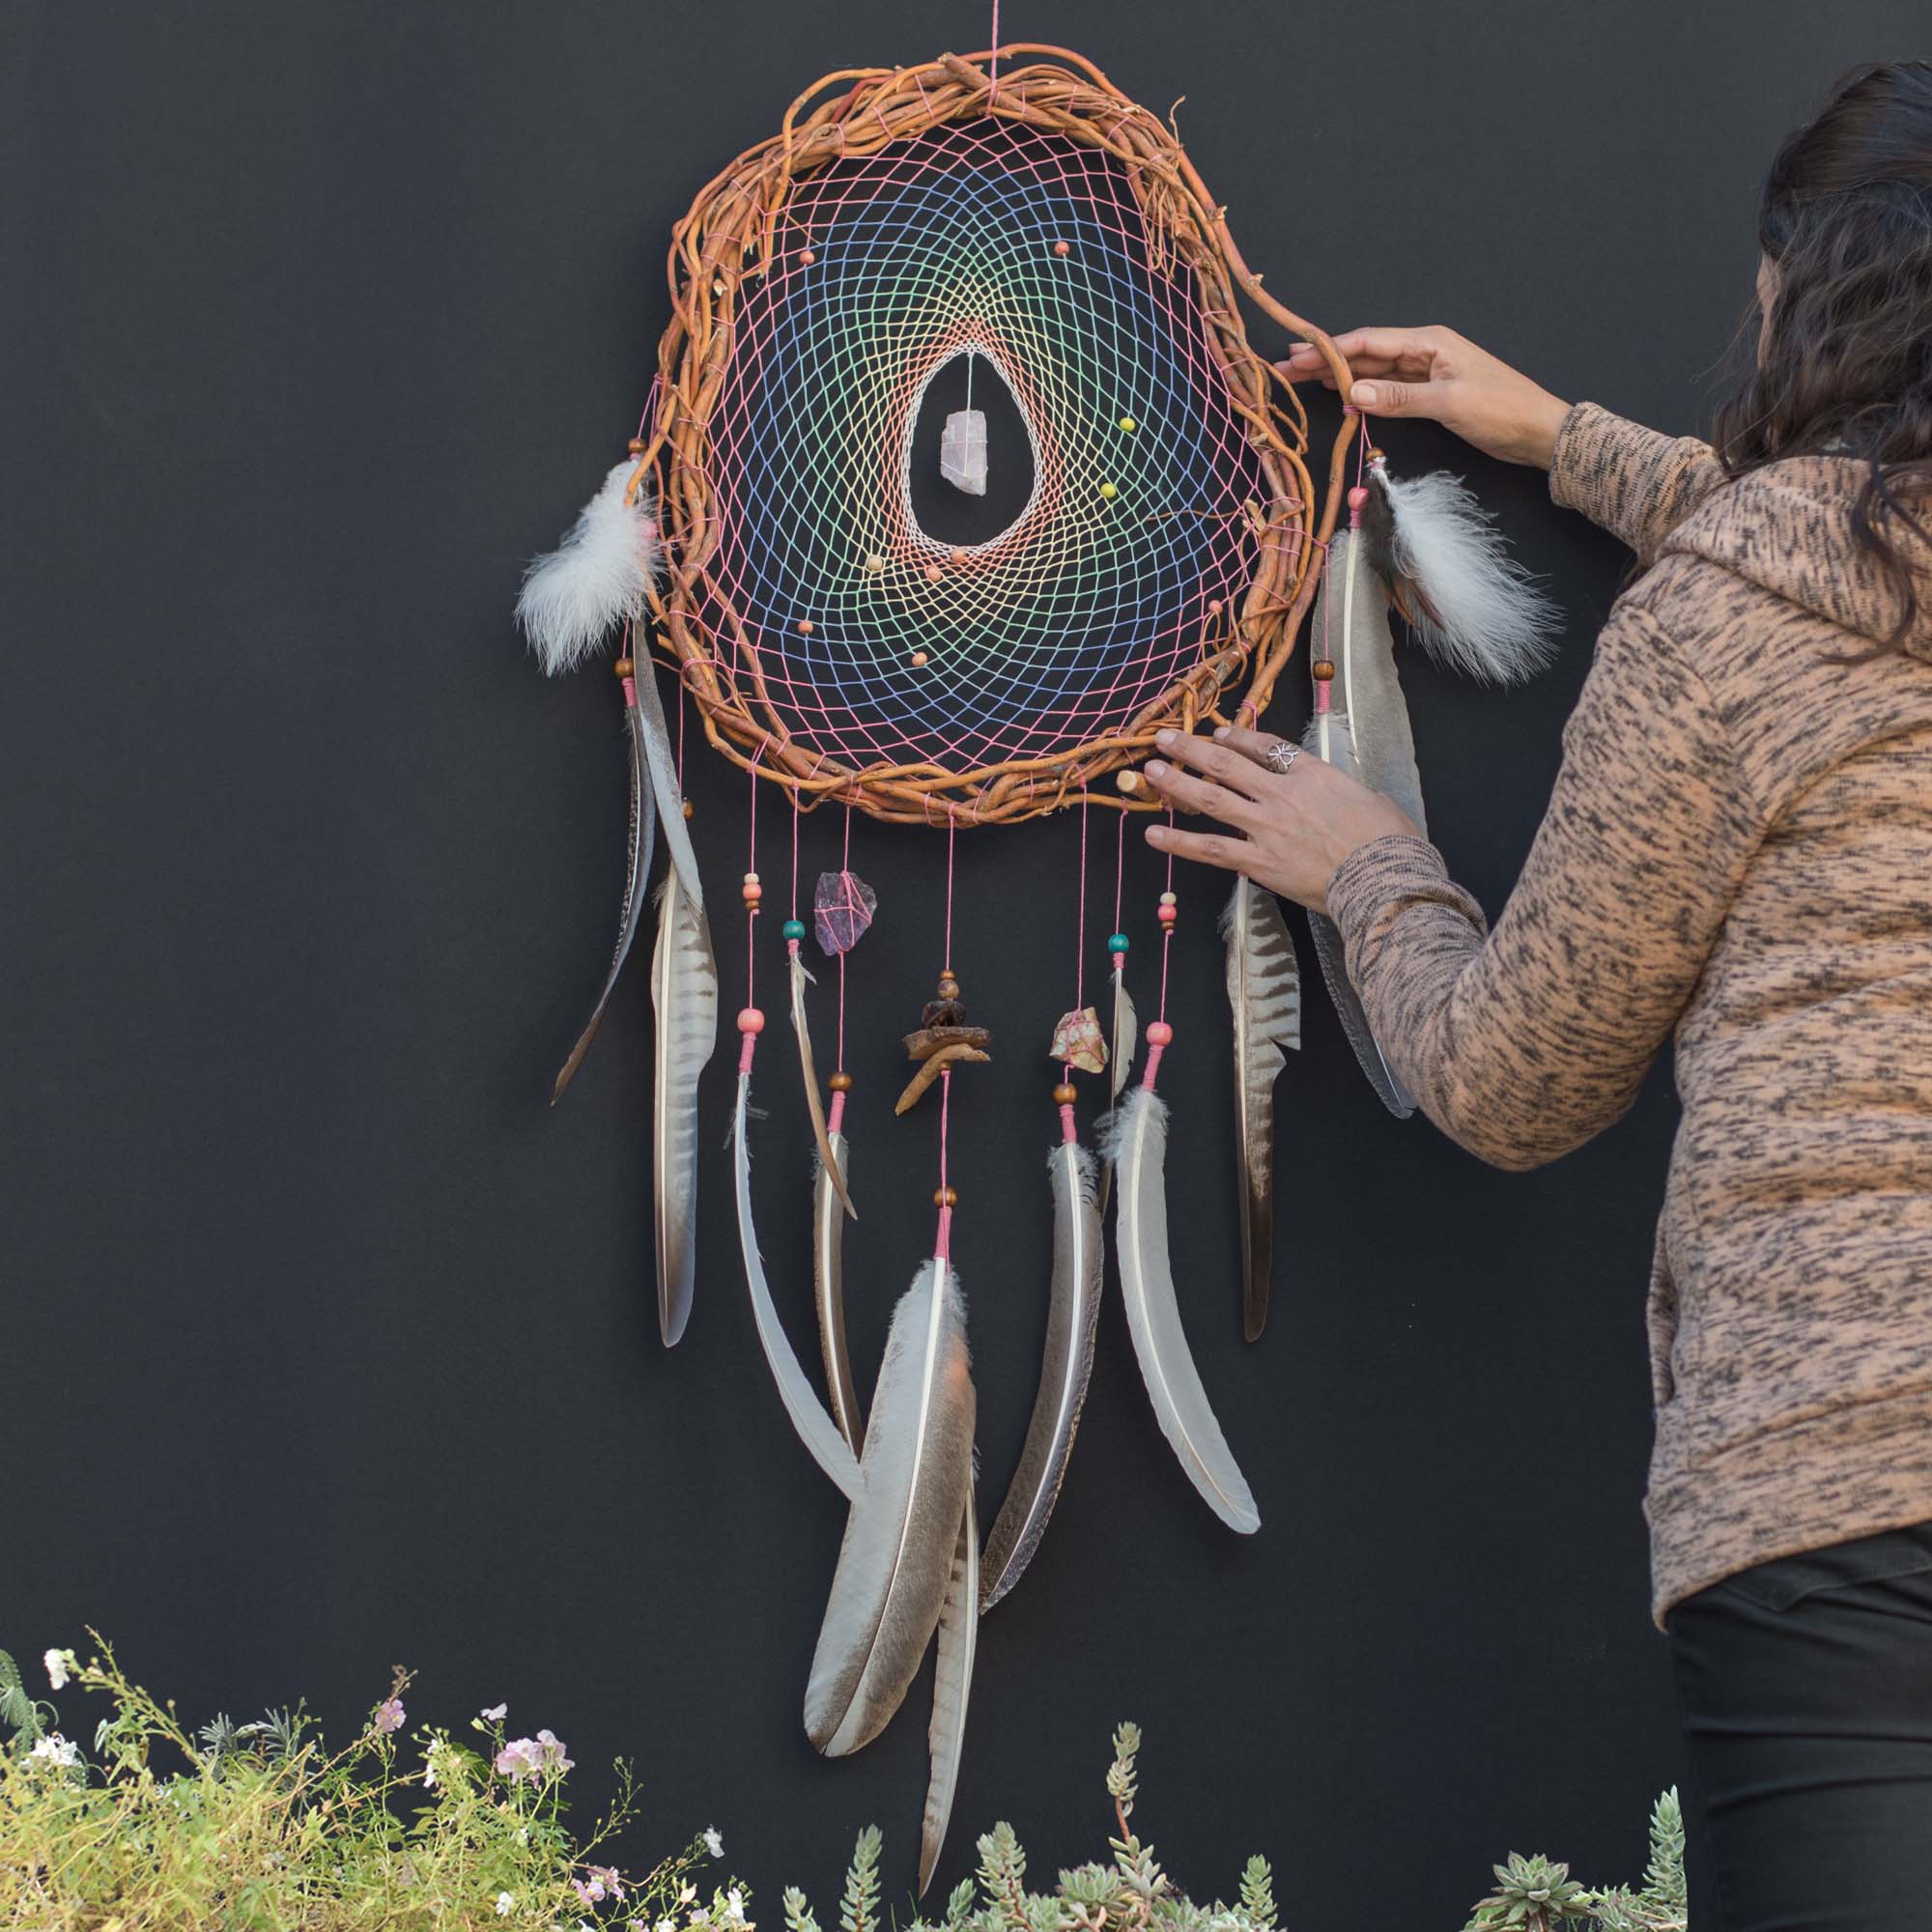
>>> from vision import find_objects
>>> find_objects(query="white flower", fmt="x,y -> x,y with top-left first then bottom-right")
28,1733 -> 81,1770
481,1702 -> 507,1721
496,1891 -> 515,1917
43,1649 -> 72,1690
702,1828 -> 724,1860
724,1889 -> 747,1925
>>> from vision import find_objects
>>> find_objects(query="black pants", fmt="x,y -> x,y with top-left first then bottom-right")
1668,1522 -> 1932,1932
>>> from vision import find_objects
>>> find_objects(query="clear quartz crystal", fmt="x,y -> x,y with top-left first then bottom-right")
940,408 -> 987,496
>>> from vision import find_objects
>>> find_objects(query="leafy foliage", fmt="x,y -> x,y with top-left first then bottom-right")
1,1638 -> 1690,1932
0,1635 -> 735,1930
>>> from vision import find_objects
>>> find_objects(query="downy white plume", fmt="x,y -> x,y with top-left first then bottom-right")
1372,467 -> 1558,685
652,870 -> 718,1345
1221,878 -> 1300,1343
806,1260 -> 976,1756
733,1067 -> 864,1501
920,1486 -> 980,1895
980,1142 -> 1103,1610
1100,1087 -> 1260,1533
517,461 -> 662,676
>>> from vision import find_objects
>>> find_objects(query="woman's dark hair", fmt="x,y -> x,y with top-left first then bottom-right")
1713,60 -> 1932,651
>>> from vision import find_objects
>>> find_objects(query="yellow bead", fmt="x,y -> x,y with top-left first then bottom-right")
1099,481 -> 1118,500
1120,415 -> 1137,432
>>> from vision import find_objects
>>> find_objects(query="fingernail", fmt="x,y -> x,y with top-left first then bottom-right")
1145,760 -> 1168,778
1212,725 -> 1231,740
1154,728 -> 1176,747
1350,382 -> 1378,408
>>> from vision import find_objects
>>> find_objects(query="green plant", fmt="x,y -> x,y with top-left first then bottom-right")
2,1636 -> 1691,1932
0,1638 -> 734,1929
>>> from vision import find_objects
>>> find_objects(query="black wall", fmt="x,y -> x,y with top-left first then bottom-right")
8,2 -> 1922,1922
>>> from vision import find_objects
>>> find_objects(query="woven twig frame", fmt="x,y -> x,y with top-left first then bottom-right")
633,44 -> 1355,824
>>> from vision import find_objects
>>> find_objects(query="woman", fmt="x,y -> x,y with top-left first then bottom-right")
1141,61 -> 1932,1932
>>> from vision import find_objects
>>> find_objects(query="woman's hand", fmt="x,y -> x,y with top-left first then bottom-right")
1138,726 -> 1420,915
1277,326 -> 1571,469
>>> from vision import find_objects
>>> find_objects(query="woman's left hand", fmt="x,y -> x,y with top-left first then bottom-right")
1139,725 -> 1421,914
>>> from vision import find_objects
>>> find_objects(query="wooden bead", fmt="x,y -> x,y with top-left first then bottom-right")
682,801 -> 694,820
932,1186 -> 958,1208
1053,1084 -> 1078,1106
627,438 -> 645,456
613,656 -> 635,677
1312,659 -> 1336,681
828,1071 -> 853,1094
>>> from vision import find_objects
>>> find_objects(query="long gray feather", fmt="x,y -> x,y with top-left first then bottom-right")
651,869 -> 716,1344
1100,1088 -> 1259,1533
1307,526 -> 1420,1119
980,1143 -> 1102,1610
733,1067 -> 864,1500
791,951 -> 856,1220
1221,878 -> 1300,1342
920,1484 -> 979,1895
630,658 -> 704,911
805,1260 -> 976,1755
552,706 -> 656,1103
1096,965 -> 1137,1217
813,1132 -> 865,1453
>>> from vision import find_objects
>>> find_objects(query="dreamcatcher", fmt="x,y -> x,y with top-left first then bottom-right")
517,43 -> 1552,1888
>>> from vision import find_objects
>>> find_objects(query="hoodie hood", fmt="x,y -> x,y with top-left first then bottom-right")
1662,455 -> 1932,663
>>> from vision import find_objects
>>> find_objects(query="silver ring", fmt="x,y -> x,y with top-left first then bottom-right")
1264,740 -> 1301,774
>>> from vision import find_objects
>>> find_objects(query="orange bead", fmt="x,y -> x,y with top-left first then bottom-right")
797,618 -> 814,635
1312,660 -> 1336,681
910,650 -> 929,668
932,1186 -> 958,1208
1053,1083 -> 1078,1106
1053,240 -> 1071,256
612,656 -> 635,677
828,1071 -> 853,1094
798,247 -> 815,266
925,563 -> 943,582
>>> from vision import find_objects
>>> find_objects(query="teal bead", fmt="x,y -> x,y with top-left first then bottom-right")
781,919 -> 807,942
1107,932 -> 1129,954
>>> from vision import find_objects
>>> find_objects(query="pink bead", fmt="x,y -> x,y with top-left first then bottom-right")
1156,903 -> 1178,925
1146,1020 -> 1174,1047
1207,598 -> 1223,615
737,1008 -> 765,1034
1348,485 -> 1370,513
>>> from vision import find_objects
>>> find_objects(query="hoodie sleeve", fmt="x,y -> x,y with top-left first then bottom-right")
1550,402 -> 1730,570
1322,602 -> 1762,1171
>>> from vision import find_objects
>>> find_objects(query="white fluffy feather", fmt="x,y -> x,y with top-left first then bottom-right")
1376,467 -> 1559,686
516,461 -> 662,676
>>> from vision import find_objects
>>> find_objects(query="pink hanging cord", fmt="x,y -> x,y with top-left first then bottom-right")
935,804 -> 958,1259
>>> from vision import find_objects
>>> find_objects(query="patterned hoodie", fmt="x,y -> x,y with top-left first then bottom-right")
1325,402 -> 1932,1622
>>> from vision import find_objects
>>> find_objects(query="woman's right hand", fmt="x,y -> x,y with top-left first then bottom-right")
1277,327 -> 1572,470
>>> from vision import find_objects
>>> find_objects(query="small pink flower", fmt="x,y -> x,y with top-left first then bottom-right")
373,1697 -> 405,1735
